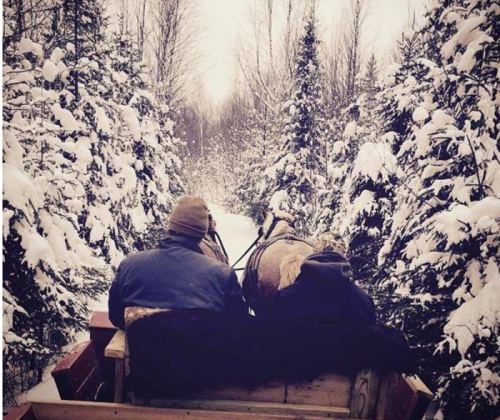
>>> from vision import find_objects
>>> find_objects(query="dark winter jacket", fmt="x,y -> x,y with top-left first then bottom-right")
108,234 -> 247,329
254,252 -> 414,378
263,252 -> 377,325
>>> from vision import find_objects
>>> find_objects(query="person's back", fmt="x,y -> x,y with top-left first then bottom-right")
265,251 -> 376,325
107,196 -> 248,395
257,234 -> 412,378
108,196 -> 246,329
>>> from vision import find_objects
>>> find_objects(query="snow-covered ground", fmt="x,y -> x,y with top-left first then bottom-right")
15,204 -> 257,404
15,294 -> 108,405
209,204 -> 258,273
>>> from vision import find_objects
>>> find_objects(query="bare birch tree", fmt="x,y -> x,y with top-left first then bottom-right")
135,0 -> 148,61
150,0 -> 201,107
236,0 -> 307,114
323,0 -> 370,111
343,0 -> 368,102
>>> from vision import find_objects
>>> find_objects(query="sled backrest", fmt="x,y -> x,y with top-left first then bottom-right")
47,311 -> 433,420
104,326 -> 432,419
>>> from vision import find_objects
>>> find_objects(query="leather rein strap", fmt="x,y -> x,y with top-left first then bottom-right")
231,216 -> 293,270
231,233 -> 263,270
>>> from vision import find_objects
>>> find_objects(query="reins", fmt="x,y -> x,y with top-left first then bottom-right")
214,231 -> 229,261
231,215 -> 295,270
211,230 -> 229,261
231,231 -> 263,270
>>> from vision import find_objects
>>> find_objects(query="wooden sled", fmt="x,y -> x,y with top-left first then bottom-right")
6,312 -> 433,420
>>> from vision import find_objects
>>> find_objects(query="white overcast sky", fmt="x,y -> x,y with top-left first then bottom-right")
109,0 -> 428,105
198,0 -> 428,105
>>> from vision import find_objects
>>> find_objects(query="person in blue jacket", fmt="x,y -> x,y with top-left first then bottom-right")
108,195 -> 246,329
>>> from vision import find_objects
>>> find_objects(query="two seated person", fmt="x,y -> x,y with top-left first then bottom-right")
108,196 -> 412,397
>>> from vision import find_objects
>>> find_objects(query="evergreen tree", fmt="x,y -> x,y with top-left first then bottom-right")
259,7 -> 326,235
231,108 -> 280,221
315,95 -> 394,283
316,52 -> 386,259
359,53 -> 378,114
374,1 -> 500,418
3,25 -> 108,404
2,1 -> 184,404
106,29 -> 185,248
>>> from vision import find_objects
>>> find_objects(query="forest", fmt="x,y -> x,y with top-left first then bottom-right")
2,0 -> 499,419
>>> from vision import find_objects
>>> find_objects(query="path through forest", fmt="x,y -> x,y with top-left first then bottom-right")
15,205 -> 257,405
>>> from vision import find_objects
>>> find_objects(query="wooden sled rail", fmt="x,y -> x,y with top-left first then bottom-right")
6,399 -> 377,420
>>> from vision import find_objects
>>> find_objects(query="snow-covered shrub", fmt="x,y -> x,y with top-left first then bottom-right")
375,1 -> 500,418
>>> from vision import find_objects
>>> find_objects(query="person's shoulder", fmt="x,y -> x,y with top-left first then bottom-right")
119,249 -> 162,267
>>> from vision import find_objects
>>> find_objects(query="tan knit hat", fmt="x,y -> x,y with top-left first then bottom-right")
168,196 -> 209,239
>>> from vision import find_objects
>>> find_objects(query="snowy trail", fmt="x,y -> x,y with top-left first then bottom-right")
16,205 -> 257,404
209,204 -> 258,273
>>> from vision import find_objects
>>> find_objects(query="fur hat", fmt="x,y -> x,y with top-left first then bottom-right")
314,232 -> 347,255
168,196 -> 209,239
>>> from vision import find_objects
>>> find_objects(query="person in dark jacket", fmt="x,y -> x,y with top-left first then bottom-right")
108,196 -> 247,329
256,233 -> 413,380
108,196 -> 249,396
266,251 -> 376,325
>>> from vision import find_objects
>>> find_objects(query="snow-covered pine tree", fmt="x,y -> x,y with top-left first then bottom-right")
359,53 -> 378,116
106,29 -> 185,248
230,107 -> 280,221
375,1 -> 500,418
3,10 -> 108,403
259,7 -> 326,235
339,56 -> 396,280
315,54 -> 389,273
315,102 -> 395,284
3,0 -> 185,404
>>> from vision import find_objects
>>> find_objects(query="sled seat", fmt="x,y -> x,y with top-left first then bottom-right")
104,329 -> 432,419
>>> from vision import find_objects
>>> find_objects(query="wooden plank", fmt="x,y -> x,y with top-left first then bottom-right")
285,373 -> 352,407
383,375 -> 417,420
75,364 -> 103,400
114,359 -> 125,403
405,375 -> 432,399
193,380 -> 286,404
149,398 -> 350,418
103,330 -> 126,402
89,311 -> 117,357
382,375 -> 434,420
4,403 -> 36,420
89,311 -> 116,330
375,373 -> 399,420
30,400 -> 365,420
89,311 -> 118,384
104,330 -> 126,359
349,369 -> 381,419
51,340 -> 102,401
404,376 -> 433,420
